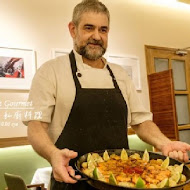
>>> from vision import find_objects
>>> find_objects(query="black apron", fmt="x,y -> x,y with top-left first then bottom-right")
50,51 -> 129,190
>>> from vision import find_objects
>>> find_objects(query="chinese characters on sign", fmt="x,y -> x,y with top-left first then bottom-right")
3,110 -> 42,120
0,100 -> 42,127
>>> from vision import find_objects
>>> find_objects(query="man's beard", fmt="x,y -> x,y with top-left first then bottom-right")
75,39 -> 106,61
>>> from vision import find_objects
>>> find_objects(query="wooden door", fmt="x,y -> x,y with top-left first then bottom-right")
148,70 -> 179,140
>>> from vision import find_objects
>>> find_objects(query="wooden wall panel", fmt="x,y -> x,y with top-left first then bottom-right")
0,137 -> 29,148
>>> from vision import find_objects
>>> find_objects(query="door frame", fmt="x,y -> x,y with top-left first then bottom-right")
145,45 -> 190,130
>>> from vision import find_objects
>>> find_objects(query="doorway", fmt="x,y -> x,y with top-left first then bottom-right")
145,45 -> 190,140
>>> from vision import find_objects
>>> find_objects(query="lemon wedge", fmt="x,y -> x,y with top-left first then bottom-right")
135,177 -> 145,188
169,179 -> 177,187
109,173 -> 117,185
87,159 -> 96,170
93,167 -> 105,181
175,164 -> 184,174
118,182 -> 134,188
103,150 -> 110,161
158,178 -> 169,188
87,153 -> 96,169
87,153 -> 92,162
170,172 -> 181,183
161,157 -> 170,169
142,149 -> 149,162
121,148 -> 128,160
149,184 -> 158,188
180,174 -> 187,182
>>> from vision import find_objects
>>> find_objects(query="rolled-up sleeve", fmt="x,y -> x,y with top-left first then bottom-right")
127,77 -> 152,126
23,62 -> 56,125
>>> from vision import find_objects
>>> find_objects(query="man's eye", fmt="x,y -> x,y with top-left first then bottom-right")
100,28 -> 108,33
85,26 -> 93,31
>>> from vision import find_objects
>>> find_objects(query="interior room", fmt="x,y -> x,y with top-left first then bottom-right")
0,0 -> 190,189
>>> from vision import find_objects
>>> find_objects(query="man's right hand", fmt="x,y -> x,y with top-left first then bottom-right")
50,148 -> 81,183
27,121 -> 81,183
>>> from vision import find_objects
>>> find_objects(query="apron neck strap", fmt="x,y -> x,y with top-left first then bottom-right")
69,50 -> 82,89
69,50 -> 120,90
106,65 -> 120,90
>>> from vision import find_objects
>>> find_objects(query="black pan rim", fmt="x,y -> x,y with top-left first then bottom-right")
75,149 -> 190,190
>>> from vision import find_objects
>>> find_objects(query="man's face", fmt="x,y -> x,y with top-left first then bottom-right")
72,12 -> 109,60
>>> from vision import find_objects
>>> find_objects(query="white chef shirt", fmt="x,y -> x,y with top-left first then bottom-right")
23,50 -> 152,143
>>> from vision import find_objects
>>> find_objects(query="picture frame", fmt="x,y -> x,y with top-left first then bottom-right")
51,48 -> 70,58
107,54 -> 141,90
0,47 -> 36,90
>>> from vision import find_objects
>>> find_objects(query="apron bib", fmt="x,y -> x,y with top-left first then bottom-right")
50,51 -> 129,190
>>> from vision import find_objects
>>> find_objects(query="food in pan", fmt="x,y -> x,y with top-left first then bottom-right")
81,149 -> 187,188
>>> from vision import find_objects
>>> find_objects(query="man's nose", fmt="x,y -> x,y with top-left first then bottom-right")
92,29 -> 101,40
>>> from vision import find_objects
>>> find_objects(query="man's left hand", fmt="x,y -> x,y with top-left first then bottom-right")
160,141 -> 190,162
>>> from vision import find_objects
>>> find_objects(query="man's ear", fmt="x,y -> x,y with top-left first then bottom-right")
68,22 -> 76,38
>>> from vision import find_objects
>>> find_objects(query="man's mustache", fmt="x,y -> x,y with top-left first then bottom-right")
87,39 -> 103,46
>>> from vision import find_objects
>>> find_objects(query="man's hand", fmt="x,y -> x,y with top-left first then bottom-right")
132,121 -> 190,163
50,148 -> 81,183
160,141 -> 190,162
27,121 -> 81,183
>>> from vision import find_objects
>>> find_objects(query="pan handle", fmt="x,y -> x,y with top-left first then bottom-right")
69,170 -> 88,181
185,160 -> 190,165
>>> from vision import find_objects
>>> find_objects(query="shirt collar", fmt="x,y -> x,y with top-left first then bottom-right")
73,49 -> 108,71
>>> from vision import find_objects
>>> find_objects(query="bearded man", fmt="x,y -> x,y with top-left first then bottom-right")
24,0 -> 190,190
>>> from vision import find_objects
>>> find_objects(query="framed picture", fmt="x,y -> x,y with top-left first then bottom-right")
107,54 -> 141,90
51,48 -> 70,58
0,47 -> 36,90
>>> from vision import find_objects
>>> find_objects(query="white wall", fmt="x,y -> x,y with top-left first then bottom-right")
0,0 -> 190,137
